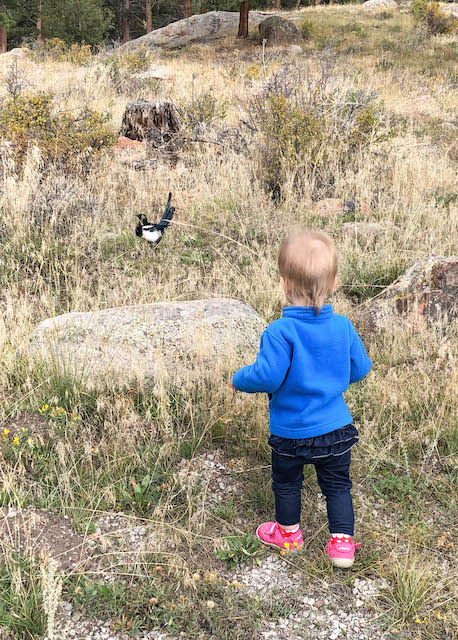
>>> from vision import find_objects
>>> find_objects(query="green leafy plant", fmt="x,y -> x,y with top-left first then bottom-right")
215,535 -> 261,568
0,92 -> 115,172
214,498 -> 234,522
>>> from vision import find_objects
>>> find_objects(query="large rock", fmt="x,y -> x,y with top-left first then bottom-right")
362,0 -> 397,11
27,299 -> 266,391
0,47 -> 30,60
259,16 -> 304,46
342,221 -> 399,246
369,256 -> 458,331
121,11 -> 266,51
443,4 -> 458,19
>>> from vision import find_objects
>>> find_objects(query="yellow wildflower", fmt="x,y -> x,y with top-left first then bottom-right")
3,429 -> 10,436
13,436 -> 19,446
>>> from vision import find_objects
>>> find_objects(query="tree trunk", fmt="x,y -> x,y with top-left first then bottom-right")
237,0 -> 249,38
37,0 -> 44,42
122,0 -> 130,43
184,0 -> 191,17
0,26 -> 6,53
201,0 -> 207,13
146,0 -> 153,31
296,0 -> 301,9
120,100 -> 181,144
315,0 -> 320,5
276,0 -> 281,9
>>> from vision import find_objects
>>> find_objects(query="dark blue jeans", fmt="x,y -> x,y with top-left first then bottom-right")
269,426 -> 357,536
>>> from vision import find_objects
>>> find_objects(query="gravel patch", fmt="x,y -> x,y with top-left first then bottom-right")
56,602 -> 192,640
232,553 -> 390,639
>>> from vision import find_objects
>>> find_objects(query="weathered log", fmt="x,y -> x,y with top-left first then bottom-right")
119,100 -> 181,144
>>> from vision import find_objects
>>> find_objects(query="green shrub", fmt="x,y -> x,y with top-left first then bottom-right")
0,92 -> 116,172
298,18 -> 315,39
108,47 -> 153,73
412,0 -> 457,35
245,62 -> 401,197
182,89 -> 228,125
424,1 -> 457,35
30,37 -> 92,65
411,0 -> 429,21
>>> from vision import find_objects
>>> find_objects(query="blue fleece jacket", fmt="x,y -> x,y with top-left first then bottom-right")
232,305 -> 372,439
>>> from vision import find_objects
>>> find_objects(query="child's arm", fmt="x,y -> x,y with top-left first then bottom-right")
232,331 -> 292,394
349,328 -> 372,384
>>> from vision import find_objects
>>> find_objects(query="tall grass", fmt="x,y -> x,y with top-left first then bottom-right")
0,4 -> 457,638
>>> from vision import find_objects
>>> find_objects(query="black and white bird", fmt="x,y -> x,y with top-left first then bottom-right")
135,192 -> 175,245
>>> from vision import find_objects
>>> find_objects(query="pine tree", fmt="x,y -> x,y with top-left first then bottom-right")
0,5 -> 15,51
43,0 -> 113,44
238,0 -> 249,38
145,0 -> 152,31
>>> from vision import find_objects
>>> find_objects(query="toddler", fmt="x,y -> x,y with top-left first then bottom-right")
232,229 -> 372,568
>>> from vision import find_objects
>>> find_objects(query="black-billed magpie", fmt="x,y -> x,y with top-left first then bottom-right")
135,192 -> 175,245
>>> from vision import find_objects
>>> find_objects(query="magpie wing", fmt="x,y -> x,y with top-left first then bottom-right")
156,193 -> 175,230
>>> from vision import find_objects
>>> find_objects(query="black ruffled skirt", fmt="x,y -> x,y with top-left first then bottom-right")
268,423 -> 359,460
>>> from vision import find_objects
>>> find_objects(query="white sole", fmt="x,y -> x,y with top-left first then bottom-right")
328,556 -> 354,569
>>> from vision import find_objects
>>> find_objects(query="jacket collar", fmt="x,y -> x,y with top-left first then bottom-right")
283,305 -> 334,320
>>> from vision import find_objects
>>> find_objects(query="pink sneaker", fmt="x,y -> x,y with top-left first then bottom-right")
325,535 -> 361,568
256,522 -> 303,552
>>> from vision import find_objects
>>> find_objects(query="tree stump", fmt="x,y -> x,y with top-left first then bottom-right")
119,100 -> 181,146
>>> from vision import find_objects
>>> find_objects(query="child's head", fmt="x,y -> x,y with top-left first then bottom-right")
278,228 -> 338,314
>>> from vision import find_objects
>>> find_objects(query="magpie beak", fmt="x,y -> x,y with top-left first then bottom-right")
135,193 -> 175,246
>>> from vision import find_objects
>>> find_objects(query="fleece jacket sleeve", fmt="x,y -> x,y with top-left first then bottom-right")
349,328 -> 372,384
232,330 -> 292,394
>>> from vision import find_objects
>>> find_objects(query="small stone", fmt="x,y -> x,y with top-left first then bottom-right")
355,599 -> 364,607
287,45 -> 303,56
219,482 -> 226,490
313,599 -> 325,608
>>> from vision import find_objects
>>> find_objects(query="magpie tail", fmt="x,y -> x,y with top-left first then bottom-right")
156,192 -> 175,231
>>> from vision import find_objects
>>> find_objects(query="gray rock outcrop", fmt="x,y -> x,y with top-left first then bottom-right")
369,256 -> 458,331
27,299 -> 266,391
259,16 -> 304,46
362,0 -> 397,11
121,11 -> 266,51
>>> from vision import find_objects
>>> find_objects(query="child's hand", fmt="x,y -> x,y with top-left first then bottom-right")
230,381 -> 236,390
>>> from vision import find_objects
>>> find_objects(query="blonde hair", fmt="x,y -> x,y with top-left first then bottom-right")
278,228 -> 338,315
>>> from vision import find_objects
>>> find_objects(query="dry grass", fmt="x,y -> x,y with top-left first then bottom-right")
0,3 -> 457,638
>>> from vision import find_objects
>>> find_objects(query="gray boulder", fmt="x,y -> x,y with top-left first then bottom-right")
369,256 -> 458,331
443,4 -> 458,18
121,11 -> 266,51
287,44 -> 304,56
362,0 -> 397,11
27,299 -> 266,391
342,221 -> 399,246
259,16 -> 304,46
